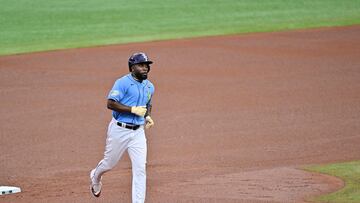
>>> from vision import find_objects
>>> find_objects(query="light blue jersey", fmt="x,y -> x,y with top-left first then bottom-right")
108,73 -> 155,125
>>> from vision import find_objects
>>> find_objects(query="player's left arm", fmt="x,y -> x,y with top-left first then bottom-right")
145,102 -> 152,117
145,100 -> 154,129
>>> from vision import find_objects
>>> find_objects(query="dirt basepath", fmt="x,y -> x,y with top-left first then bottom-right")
0,25 -> 359,202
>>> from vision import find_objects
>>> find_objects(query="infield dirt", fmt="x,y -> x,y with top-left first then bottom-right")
0,26 -> 359,202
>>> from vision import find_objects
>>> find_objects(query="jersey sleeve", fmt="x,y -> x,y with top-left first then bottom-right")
147,83 -> 155,105
108,79 -> 126,102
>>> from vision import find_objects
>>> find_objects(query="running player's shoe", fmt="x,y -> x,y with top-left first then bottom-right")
90,169 -> 102,197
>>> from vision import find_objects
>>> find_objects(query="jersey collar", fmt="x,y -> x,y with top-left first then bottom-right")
127,73 -> 147,85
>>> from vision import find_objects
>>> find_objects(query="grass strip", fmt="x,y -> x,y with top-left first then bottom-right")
1,0 -> 360,55
304,160 -> 360,203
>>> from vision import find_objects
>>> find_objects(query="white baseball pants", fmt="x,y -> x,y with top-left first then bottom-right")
92,118 -> 147,203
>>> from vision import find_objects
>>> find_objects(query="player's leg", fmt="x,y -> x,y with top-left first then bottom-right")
128,127 -> 147,203
91,118 -> 131,183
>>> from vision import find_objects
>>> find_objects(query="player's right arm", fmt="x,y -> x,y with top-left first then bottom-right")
107,99 -> 131,112
107,99 -> 146,117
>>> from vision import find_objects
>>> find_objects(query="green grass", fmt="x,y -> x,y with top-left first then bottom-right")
305,160 -> 360,203
1,0 -> 360,55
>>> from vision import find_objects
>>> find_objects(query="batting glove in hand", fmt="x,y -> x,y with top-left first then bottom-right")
131,106 -> 147,117
145,116 -> 154,129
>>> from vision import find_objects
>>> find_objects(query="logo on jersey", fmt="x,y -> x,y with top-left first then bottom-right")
110,90 -> 120,97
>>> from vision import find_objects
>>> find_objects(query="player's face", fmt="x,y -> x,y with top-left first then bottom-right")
132,63 -> 149,80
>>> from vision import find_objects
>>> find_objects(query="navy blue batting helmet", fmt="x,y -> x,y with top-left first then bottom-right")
128,52 -> 153,72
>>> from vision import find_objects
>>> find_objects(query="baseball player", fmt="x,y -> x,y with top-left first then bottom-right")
90,52 -> 155,203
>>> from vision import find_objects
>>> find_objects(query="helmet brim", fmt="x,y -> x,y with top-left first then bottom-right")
133,61 -> 153,66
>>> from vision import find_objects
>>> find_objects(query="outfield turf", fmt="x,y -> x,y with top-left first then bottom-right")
305,161 -> 360,203
1,0 -> 360,55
